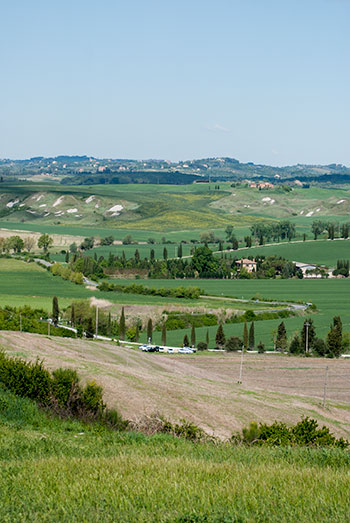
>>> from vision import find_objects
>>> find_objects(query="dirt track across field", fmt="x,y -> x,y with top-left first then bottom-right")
1,330 -> 350,439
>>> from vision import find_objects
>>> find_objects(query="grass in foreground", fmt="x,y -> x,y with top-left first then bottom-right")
1,387 -> 350,521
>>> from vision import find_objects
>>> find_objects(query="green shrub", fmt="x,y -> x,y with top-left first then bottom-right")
0,352 -> 52,404
236,417 -> 349,448
197,341 -> 208,351
51,368 -> 80,408
82,381 -> 104,414
225,336 -> 242,352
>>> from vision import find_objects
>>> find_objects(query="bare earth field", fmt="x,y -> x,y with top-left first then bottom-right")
2,330 -> 350,439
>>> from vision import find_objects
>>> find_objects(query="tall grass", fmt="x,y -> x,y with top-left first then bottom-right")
1,386 -> 350,521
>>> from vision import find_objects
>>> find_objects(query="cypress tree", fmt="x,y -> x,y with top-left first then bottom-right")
243,321 -> 248,351
183,334 -> 189,347
150,249 -> 155,262
86,317 -> 94,338
163,247 -> 168,260
52,296 -> 59,326
215,323 -> 226,349
119,307 -> 126,340
327,316 -> 343,357
162,323 -> 167,346
147,318 -> 153,343
249,322 -> 255,350
177,244 -> 183,258
107,312 -> 111,336
70,304 -> 75,326
276,321 -> 287,352
191,323 -> 196,347
65,251 -> 69,263
135,323 -> 140,343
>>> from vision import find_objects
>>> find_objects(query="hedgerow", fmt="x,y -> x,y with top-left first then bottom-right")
98,282 -> 202,299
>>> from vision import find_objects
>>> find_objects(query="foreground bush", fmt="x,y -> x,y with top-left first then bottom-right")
234,417 -> 348,448
0,351 -> 126,430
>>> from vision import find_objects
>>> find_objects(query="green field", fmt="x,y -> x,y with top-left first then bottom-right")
1,386 -> 350,521
1,182 -> 350,238
0,259 -> 206,311
233,238 -> 350,267
103,277 -> 350,348
1,258 -> 350,349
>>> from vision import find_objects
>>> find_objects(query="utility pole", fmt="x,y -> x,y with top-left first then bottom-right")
322,366 -> 329,407
95,306 -> 99,338
305,321 -> 310,353
238,347 -> 244,384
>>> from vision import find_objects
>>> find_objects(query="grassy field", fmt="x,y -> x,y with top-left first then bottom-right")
231,238 -> 350,267
1,182 -> 350,239
2,385 -> 350,521
0,258 -> 209,311
1,257 -> 350,349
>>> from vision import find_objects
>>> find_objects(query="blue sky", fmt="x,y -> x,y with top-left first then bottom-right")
1,0 -> 350,165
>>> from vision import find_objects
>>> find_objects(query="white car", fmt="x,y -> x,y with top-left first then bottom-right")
179,347 -> 194,354
138,344 -> 148,350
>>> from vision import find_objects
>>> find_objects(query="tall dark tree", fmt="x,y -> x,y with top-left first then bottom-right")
147,318 -> 153,343
134,249 -> 140,263
289,335 -> 301,354
327,316 -> 343,358
215,323 -> 226,349
52,296 -> 59,326
150,249 -> 155,262
177,244 -> 183,258
119,307 -> 126,340
276,321 -> 287,352
70,303 -> 75,326
107,312 -> 111,336
191,324 -> 196,347
249,322 -> 255,350
183,334 -> 189,347
85,317 -> 94,338
135,323 -> 140,343
161,323 -> 167,346
65,251 -> 69,263
243,321 -> 248,351
163,247 -> 168,260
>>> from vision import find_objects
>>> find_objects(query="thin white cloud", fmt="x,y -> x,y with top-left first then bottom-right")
204,123 -> 231,133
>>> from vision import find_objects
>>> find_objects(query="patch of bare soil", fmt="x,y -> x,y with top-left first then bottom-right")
0,228 -> 85,248
89,297 -> 113,308
1,330 -> 350,440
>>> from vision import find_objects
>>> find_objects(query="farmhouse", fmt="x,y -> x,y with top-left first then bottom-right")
294,262 -> 320,278
236,258 -> 257,273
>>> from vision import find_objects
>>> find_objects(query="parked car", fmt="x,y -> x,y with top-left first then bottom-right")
138,344 -> 148,350
179,347 -> 194,354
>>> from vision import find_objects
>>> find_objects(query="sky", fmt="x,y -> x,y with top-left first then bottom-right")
1,0 -> 350,165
